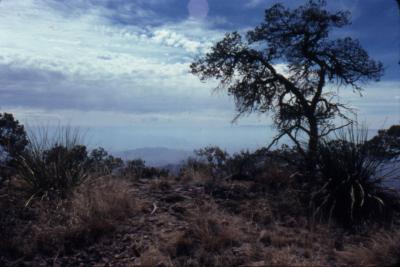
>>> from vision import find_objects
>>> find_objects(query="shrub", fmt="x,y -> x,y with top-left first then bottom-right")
228,149 -> 270,180
122,159 -> 169,179
16,126 -> 89,198
312,126 -> 400,227
365,124 -> 400,159
194,146 -> 230,179
0,113 -> 28,184
88,147 -> 124,175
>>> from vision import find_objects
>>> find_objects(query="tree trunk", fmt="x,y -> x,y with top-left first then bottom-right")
307,119 -> 319,177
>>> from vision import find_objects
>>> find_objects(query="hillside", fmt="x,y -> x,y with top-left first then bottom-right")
2,154 -> 400,266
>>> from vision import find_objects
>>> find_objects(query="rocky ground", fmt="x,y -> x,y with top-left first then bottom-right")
1,172 -> 399,266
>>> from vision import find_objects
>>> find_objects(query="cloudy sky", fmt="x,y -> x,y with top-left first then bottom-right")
0,0 -> 399,152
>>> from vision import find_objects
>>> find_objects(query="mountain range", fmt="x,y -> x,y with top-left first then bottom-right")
114,147 -> 193,167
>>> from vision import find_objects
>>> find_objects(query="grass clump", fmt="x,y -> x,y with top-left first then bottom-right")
312,125 -> 400,227
68,177 -> 138,242
339,231 -> 400,266
16,126 -> 90,198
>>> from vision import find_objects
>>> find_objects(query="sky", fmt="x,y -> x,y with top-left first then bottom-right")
0,0 -> 399,152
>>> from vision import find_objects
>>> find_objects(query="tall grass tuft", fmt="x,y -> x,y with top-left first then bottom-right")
17,126 -> 90,198
312,125 -> 400,227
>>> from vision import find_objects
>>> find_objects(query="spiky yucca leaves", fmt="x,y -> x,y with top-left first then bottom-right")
312,127 -> 400,227
17,127 -> 89,199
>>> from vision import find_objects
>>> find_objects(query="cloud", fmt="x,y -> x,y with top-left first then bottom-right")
0,0 -> 229,114
244,0 -> 265,8
152,29 -> 201,53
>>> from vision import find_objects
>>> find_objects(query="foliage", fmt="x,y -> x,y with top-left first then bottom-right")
312,126 -> 400,227
0,113 -> 28,184
123,159 -> 169,179
17,127 -> 90,198
228,149 -> 272,180
190,0 -> 383,172
88,147 -> 124,175
183,146 -> 279,181
365,125 -> 400,160
194,146 -> 230,179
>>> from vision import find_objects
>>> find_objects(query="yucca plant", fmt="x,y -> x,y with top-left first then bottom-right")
312,125 -> 400,227
17,126 -> 90,199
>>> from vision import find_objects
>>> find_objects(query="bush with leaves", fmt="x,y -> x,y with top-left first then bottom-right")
88,147 -> 123,175
0,113 -> 28,184
194,146 -> 230,179
312,127 -> 400,227
122,159 -> 169,179
365,125 -> 400,160
228,149 -> 275,180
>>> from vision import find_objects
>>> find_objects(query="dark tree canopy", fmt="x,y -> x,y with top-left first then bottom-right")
191,0 -> 383,170
366,125 -> 400,159
0,113 -> 28,183
0,113 -> 27,159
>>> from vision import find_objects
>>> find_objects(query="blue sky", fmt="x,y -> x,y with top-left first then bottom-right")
0,0 -> 399,152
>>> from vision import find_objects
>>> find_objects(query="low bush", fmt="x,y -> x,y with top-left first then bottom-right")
193,146 -> 230,179
122,159 -> 169,179
313,126 -> 400,227
87,147 -> 124,175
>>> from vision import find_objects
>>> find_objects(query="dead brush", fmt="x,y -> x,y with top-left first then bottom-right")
253,167 -> 295,193
3,176 -> 139,258
70,176 -> 137,226
149,177 -> 171,191
65,176 -> 139,245
178,165 -> 214,186
338,231 -> 400,267
174,203 -> 245,259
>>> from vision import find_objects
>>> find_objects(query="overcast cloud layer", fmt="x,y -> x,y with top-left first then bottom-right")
0,0 -> 399,151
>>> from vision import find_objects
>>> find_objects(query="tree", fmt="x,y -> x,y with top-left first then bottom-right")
365,125 -> 400,159
0,113 -> 28,183
88,147 -> 124,174
191,0 -> 383,173
0,113 -> 27,158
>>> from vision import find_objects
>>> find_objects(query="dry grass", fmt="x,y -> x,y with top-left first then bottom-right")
70,176 -> 138,227
2,162 -> 399,266
259,226 -> 332,266
168,202 -> 251,266
338,231 -> 400,266
140,247 -> 172,267
178,167 -> 211,185
149,176 -> 172,191
1,176 -> 140,260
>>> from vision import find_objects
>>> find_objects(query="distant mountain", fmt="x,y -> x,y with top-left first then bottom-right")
114,147 -> 193,167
